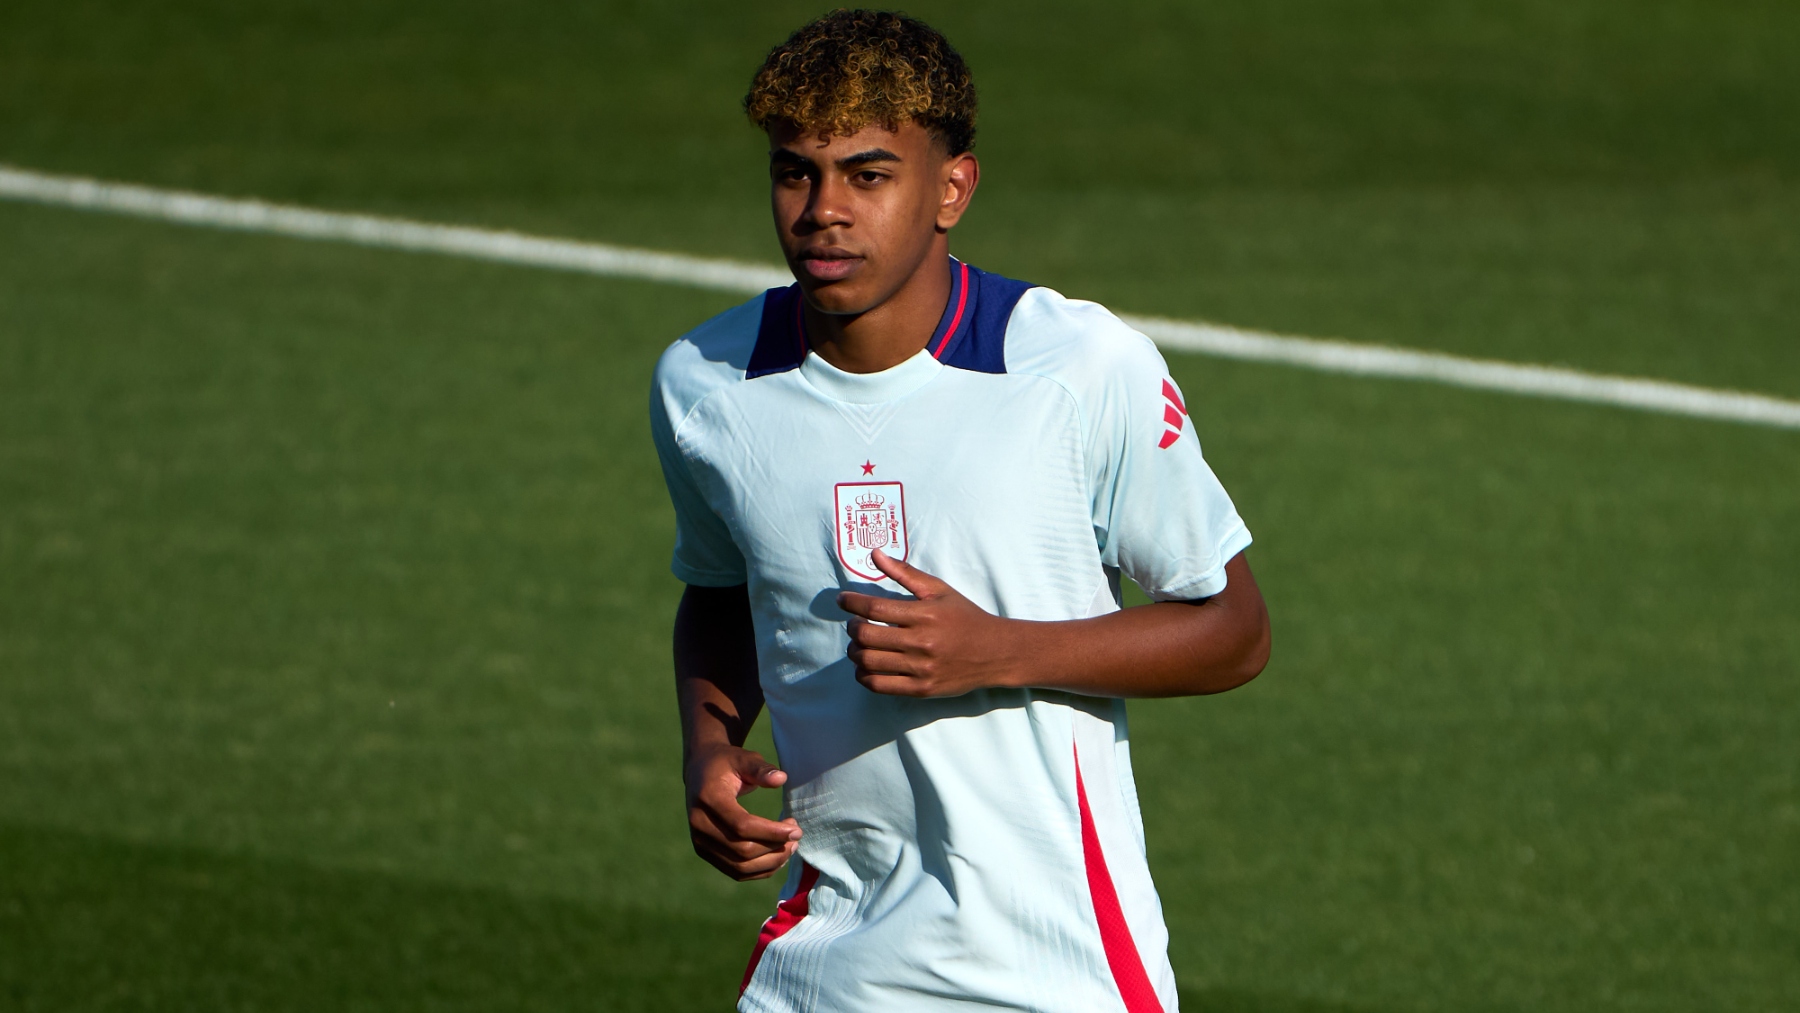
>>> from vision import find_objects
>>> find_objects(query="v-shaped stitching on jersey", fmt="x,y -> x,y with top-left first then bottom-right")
830,400 -> 903,444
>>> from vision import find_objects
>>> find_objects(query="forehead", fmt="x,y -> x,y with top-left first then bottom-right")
766,120 -> 937,158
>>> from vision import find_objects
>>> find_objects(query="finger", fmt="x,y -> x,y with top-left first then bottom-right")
701,840 -> 796,881
837,591 -> 919,625
690,811 -> 800,868
845,617 -> 917,652
732,844 -> 798,880
856,671 -> 934,697
871,549 -> 951,599
692,821 -> 788,863
847,646 -> 924,676
690,809 -> 789,862
699,795 -> 804,845
693,826 -> 796,875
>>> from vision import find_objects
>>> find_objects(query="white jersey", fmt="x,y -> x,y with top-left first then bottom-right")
651,259 -> 1251,1013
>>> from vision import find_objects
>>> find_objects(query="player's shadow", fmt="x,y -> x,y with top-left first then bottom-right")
0,822 -> 759,1011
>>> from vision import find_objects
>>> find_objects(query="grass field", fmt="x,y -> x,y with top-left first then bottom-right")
2,1 -> 1797,1011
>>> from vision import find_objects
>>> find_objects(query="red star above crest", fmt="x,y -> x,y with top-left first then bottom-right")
860,460 -> 876,475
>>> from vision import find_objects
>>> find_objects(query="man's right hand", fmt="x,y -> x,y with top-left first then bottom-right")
684,742 -> 802,881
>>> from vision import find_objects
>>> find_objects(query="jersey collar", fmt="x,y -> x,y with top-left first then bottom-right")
745,256 -> 1017,380
799,346 -> 943,404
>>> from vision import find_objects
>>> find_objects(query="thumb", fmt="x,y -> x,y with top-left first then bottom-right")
871,549 -> 950,599
737,752 -> 788,791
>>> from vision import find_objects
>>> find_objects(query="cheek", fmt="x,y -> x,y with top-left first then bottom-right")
864,193 -> 933,248
771,188 -> 809,228
915,176 -> 949,222
858,201 -> 899,238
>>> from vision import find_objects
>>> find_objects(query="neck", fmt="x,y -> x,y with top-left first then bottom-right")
803,238 -> 953,375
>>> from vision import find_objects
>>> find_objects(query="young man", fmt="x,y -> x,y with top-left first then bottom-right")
650,11 -> 1270,1012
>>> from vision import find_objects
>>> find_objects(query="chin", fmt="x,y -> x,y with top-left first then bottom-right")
800,279 -> 882,316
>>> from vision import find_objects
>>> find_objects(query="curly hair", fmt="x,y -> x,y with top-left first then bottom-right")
744,10 -> 977,155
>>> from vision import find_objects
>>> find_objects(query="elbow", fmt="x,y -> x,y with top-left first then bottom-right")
1206,600 -> 1270,695
1236,606 -> 1272,687
1186,550 -> 1270,695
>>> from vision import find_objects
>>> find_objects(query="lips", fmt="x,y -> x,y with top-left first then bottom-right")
798,249 -> 863,282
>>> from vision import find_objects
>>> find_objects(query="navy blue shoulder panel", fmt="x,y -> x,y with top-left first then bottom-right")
745,284 -> 807,379
933,261 -> 1035,375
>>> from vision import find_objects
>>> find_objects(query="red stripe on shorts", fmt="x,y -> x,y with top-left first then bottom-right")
739,860 -> 821,996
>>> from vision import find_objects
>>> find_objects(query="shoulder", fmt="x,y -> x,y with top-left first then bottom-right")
651,292 -> 768,432
937,263 -> 1166,387
1002,286 -> 1171,397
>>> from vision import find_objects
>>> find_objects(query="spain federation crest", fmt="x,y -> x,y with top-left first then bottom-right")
834,481 -> 908,582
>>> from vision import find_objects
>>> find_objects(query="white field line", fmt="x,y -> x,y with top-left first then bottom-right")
0,164 -> 793,294
1121,316 -> 1800,429
4,163 -> 1797,431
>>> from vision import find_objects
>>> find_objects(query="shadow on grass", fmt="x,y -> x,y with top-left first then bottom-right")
0,823 -> 1388,1013
0,823 -> 750,1012
1183,988 -> 1381,1013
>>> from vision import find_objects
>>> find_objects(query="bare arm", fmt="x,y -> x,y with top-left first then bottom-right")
674,583 -> 801,880
840,549 -> 1270,699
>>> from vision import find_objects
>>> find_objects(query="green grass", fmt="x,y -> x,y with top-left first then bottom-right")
2,1 -> 1798,1010
0,825 -> 750,1013
3,0 -> 1796,394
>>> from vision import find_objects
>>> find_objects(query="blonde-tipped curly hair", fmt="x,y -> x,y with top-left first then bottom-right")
745,10 -> 977,154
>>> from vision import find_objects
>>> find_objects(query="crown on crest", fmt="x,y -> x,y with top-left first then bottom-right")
855,492 -> 886,510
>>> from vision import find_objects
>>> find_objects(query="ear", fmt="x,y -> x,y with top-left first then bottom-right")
936,152 -> 979,231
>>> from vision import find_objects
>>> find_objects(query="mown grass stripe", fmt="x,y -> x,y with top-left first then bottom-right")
5,163 -> 1796,431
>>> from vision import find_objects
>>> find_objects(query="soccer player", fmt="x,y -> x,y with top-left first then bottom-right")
650,11 -> 1271,1012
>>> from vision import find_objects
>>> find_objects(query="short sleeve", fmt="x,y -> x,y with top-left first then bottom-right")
1088,339 -> 1251,600
649,392 -> 748,587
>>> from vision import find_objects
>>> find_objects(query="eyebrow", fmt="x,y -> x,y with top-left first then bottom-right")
769,147 -> 904,170
835,148 -> 902,169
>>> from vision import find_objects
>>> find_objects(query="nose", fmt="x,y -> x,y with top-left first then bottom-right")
802,173 -> 854,230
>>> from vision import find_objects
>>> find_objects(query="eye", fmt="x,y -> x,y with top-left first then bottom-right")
855,171 -> 887,185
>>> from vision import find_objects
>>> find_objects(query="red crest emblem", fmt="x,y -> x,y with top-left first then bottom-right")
834,481 -> 907,581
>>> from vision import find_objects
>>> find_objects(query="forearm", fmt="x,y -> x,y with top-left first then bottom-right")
673,583 -> 762,759
1011,555 -> 1269,698
677,670 -> 758,756
1007,601 -> 1267,698
671,582 -> 800,880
